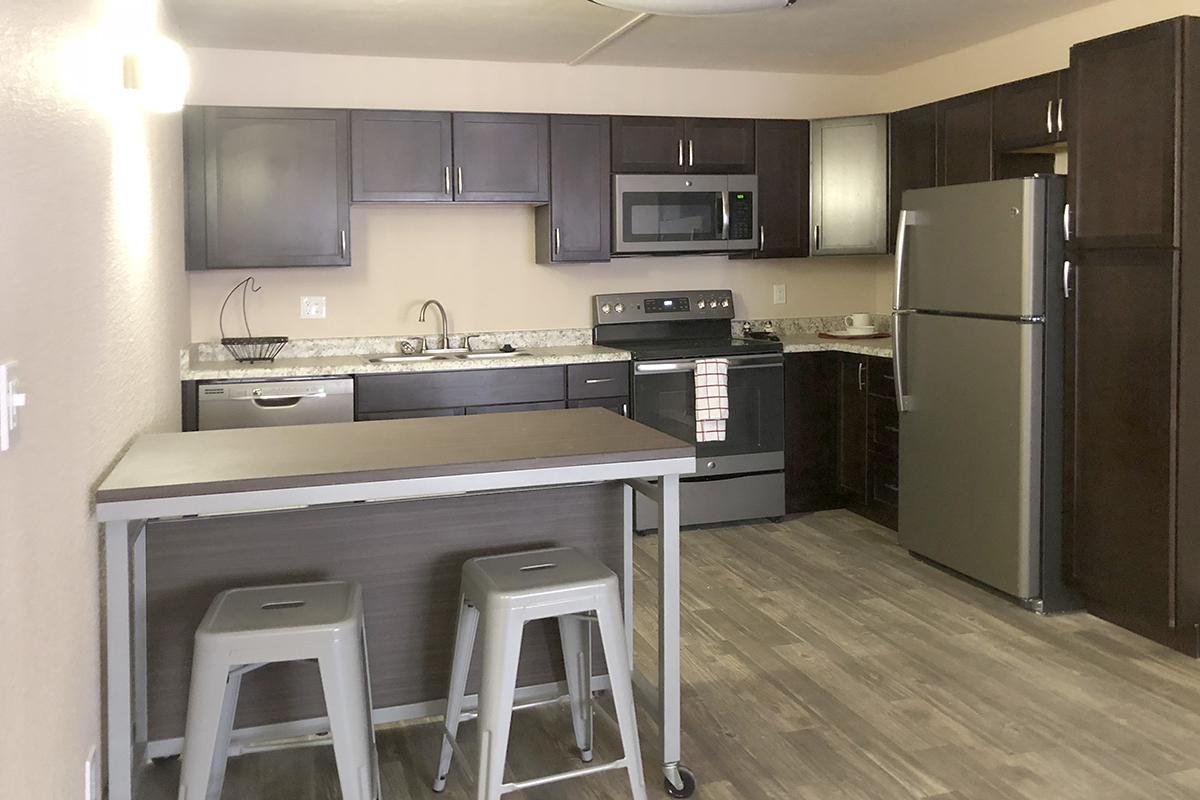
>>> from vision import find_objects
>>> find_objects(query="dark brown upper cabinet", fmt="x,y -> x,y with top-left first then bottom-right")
993,71 -> 1066,151
1069,19 -> 1183,250
184,106 -> 351,270
686,118 -> 756,173
451,113 -> 549,203
888,103 -> 937,251
611,116 -> 687,173
611,116 -> 754,174
937,89 -> 994,186
350,110 -> 453,202
535,115 -> 611,264
753,119 -> 809,258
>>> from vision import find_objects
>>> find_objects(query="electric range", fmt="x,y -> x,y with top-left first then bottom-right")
593,290 -> 785,530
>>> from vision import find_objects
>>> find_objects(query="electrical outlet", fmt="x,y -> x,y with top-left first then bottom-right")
772,284 -> 786,305
84,745 -> 99,800
0,361 -> 27,453
300,296 -> 327,319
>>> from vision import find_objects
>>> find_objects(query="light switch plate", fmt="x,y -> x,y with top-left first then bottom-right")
300,296 -> 327,319
772,284 -> 786,304
0,361 -> 26,453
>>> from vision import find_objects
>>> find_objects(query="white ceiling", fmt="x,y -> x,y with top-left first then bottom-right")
165,0 -> 1109,75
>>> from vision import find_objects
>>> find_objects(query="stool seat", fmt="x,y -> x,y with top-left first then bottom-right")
200,581 -> 360,635
177,580 -> 380,800
463,547 -> 617,600
435,547 -> 647,800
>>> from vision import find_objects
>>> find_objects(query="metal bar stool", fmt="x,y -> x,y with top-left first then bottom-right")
433,547 -> 647,800
177,581 -> 380,800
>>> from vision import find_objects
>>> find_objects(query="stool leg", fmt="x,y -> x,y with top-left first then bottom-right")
204,668 -> 243,800
177,646 -> 235,800
595,592 -> 648,800
318,627 -> 379,800
557,614 -> 594,762
434,597 -> 479,792
477,607 -> 523,800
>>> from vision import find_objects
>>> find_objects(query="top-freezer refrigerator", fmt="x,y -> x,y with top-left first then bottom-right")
893,175 -> 1078,612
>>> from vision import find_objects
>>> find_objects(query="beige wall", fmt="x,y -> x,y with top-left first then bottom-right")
183,48 -> 893,339
0,0 -> 189,795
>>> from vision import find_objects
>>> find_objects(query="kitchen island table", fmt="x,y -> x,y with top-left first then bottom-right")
96,408 -> 696,799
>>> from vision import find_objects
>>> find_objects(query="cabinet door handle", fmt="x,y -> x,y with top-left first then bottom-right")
677,139 -> 684,167
814,224 -> 821,252
1063,260 -> 1072,300
1063,202 -> 1071,241
883,483 -> 900,492
858,361 -> 866,391
1057,98 -> 1064,134
1046,100 -> 1054,134
456,166 -> 463,196
622,402 -> 629,417
884,425 -> 899,433
759,224 -> 765,252
444,166 -> 451,195
585,378 -> 613,384
554,227 -> 561,255
688,139 -> 694,167
339,229 -> 347,258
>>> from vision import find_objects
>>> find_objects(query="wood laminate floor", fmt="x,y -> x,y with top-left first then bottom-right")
140,511 -> 1200,799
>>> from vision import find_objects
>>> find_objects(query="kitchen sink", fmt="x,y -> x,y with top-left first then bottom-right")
364,354 -> 453,363
460,350 -> 533,359
364,350 -> 532,364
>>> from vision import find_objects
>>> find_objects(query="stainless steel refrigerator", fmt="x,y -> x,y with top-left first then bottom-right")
893,175 -> 1077,612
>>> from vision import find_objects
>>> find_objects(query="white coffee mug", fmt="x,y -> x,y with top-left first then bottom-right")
844,313 -> 872,329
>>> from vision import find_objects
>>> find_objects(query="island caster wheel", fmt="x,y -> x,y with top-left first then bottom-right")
664,766 -> 696,798
151,754 -> 179,766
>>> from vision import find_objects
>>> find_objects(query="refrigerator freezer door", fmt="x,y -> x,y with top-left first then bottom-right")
898,178 -> 1047,318
898,312 -> 1042,599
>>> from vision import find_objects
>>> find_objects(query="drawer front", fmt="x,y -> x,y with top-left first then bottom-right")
567,396 -> 630,417
356,366 -> 564,415
358,408 -> 464,421
869,394 -> 899,452
567,362 -> 630,399
868,355 -> 895,399
464,400 -> 566,415
870,455 -> 899,508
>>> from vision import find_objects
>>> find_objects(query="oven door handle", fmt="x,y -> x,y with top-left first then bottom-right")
635,355 -> 782,374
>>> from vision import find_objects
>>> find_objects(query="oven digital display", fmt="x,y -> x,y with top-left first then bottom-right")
645,297 -> 690,313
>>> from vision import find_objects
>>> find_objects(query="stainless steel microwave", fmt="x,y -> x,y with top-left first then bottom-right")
612,174 -> 759,255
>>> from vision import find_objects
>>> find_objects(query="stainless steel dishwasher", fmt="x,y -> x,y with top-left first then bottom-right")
197,378 -> 355,430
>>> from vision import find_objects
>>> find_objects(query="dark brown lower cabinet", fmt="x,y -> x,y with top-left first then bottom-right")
1066,247 -> 1200,655
784,352 -> 898,530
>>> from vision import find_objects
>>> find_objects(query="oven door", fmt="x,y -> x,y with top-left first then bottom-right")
613,174 -> 730,254
632,354 -> 784,477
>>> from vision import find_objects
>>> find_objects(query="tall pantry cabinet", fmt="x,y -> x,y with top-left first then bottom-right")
1065,17 -> 1200,655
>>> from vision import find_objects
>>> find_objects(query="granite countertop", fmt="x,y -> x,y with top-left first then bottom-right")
779,334 -> 893,359
181,344 -> 630,382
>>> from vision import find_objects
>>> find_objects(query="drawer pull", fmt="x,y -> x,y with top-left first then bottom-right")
883,425 -> 899,433
883,483 -> 899,492
585,378 -> 614,384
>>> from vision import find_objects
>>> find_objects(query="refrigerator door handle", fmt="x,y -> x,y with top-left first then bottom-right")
1063,260 -> 1072,300
892,310 -> 911,413
893,209 -> 910,310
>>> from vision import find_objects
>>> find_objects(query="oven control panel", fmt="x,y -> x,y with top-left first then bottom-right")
593,290 -> 735,324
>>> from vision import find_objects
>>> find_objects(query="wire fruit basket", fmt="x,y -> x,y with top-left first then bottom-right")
219,277 -> 289,363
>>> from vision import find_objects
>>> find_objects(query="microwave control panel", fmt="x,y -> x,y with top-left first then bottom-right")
728,192 -> 754,241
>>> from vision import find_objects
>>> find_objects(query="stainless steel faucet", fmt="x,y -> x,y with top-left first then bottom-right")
418,299 -> 450,350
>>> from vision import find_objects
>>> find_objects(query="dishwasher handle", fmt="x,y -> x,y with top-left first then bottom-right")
248,395 -> 309,409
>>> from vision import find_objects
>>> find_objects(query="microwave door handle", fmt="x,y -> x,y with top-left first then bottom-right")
720,191 -> 729,240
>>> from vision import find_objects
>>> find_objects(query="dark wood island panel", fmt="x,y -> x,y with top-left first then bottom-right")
145,482 -> 623,740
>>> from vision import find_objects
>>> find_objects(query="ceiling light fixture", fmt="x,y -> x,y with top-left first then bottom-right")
591,0 -> 796,15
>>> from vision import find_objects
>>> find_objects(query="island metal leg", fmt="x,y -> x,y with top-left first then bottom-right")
625,473 -> 693,797
104,518 -> 147,800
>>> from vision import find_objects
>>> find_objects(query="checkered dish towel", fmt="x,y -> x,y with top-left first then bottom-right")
694,358 -> 730,442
